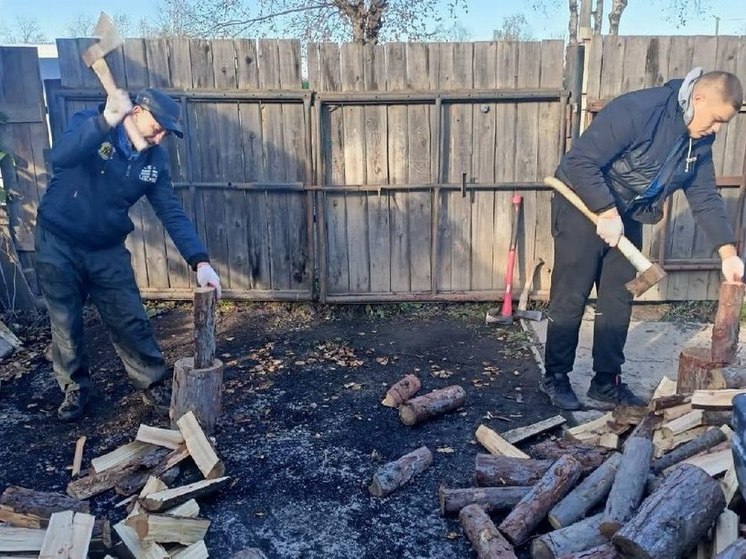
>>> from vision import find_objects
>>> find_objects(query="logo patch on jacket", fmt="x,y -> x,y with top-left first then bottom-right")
98,142 -> 114,160
139,165 -> 159,183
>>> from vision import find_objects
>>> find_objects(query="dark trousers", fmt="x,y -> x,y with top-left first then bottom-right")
544,194 -> 643,379
34,224 -> 166,392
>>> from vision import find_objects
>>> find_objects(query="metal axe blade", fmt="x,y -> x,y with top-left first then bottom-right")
82,12 -> 123,68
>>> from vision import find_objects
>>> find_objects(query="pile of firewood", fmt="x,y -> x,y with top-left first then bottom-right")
0,411 -> 230,558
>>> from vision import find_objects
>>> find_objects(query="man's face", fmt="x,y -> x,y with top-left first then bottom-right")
132,106 -> 170,147
687,87 -> 737,139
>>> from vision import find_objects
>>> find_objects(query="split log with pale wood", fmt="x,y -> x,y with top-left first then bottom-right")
177,411 -> 225,479
498,455 -> 583,546
136,424 -> 185,450
714,509 -> 740,556
398,385 -> 466,426
438,485 -> 529,515
458,504 -> 516,559
474,454 -> 552,487
140,477 -> 231,512
124,512 -> 210,545
499,415 -> 566,444
368,446 -> 433,497
475,424 -> 529,458
692,389 -> 746,410
170,287 -> 224,434
531,514 -> 608,559
612,464 -> 726,559
381,373 -> 421,407
651,426 -> 727,474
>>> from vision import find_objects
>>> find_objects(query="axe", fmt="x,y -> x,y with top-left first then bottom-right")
515,257 -> 544,321
81,12 -> 148,152
544,176 -> 665,297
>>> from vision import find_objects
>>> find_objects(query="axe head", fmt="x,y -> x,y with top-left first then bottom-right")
81,12 -> 123,68
514,309 -> 543,321
625,263 -> 666,297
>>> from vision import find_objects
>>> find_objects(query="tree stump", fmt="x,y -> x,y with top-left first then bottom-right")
532,514 -> 608,559
459,504 -> 517,559
612,464 -> 726,559
474,454 -> 553,487
711,282 -> 744,364
368,446 -> 432,497
438,485 -> 529,515
676,346 -> 746,395
170,287 -> 223,434
498,455 -> 583,546
398,385 -> 466,426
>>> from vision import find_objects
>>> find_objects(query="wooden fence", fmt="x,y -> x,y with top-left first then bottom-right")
0,35 -> 745,309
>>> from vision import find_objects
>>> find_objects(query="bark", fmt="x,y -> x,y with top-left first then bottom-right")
369,446 -> 432,497
170,356 -> 224,434
398,385 -> 466,426
381,374 -> 421,407
530,439 -> 609,473
459,504 -> 517,559
193,287 -> 216,368
677,346 -> 746,394
439,485 -> 529,515
557,544 -> 617,559
651,427 -> 727,474
532,514 -> 608,559
607,0 -> 628,35
474,454 -> 553,487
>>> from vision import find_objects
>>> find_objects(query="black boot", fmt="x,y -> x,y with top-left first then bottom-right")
587,374 -> 646,407
141,380 -> 172,412
58,386 -> 90,422
540,373 -> 581,411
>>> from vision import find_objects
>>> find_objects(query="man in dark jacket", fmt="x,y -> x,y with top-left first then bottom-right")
541,70 -> 744,411
35,87 -> 221,422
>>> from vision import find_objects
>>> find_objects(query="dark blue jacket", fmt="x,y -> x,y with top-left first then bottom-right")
557,79 -> 734,250
38,109 -> 208,268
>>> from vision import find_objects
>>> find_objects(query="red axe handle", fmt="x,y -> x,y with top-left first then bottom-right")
500,194 -> 523,319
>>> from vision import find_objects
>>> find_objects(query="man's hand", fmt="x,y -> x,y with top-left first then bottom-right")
103,89 -> 133,127
197,263 -> 222,299
722,255 -> 744,282
596,208 -> 624,247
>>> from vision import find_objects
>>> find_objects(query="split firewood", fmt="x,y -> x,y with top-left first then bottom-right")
474,454 -> 552,487
611,405 -> 647,425
128,476 -> 168,518
714,510 -> 740,555
660,403 -> 693,422
498,455 -> 583,546
113,520 -> 169,558
458,504 -> 516,559
679,347 -> 746,394
381,374 -> 421,407
177,411 -> 225,479
125,513 -> 210,545
171,540 -> 209,559
531,514 -> 607,559
650,376 -> 677,402
649,393 -> 690,413
548,452 -> 622,529
564,413 -> 615,445
651,426 -> 727,474
500,415 -> 566,445
39,511 -> 95,559
692,389 -> 746,410
67,446 -> 170,500
91,441 -> 156,474
556,544 -> 617,559
599,436 -> 653,538
164,499 -> 201,518
624,412 -> 661,441
653,425 -> 709,458
0,486 -> 88,526
678,446 -> 733,477
398,385 -> 466,426
140,476 -> 231,512
720,465 -> 739,505
711,282 -> 744,364
530,439 -> 610,474
115,458 -> 181,497
0,526 -> 46,553
660,409 -> 704,438
438,485 -> 529,515
475,425 -> 529,458
368,446 -> 432,497
598,434 -> 619,450
136,424 -> 185,450
714,539 -> 746,559
71,436 -> 87,478
612,464 -> 726,558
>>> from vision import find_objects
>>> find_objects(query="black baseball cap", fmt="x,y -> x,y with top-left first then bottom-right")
134,88 -> 184,138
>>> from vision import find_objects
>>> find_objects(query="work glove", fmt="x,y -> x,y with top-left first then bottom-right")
197,263 -> 222,300
596,209 -> 624,247
721,255 -> 744,282
103,89 -> 133,127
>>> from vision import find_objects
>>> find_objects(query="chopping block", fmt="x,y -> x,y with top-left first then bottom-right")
170,287 -> 224,434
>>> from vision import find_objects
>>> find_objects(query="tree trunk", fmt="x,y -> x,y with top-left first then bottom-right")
568,0 -> 579,46
607,0 -> 627,35
439,486 -> 529,515
474,454 -> 553,487
592,0 -> 604,34
612,464 -> 726,559
532,514 -> 608,559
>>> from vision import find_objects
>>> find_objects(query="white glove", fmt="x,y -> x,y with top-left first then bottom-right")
103,89 -> 133,127
197,263 -> 222,299
721,255 -> 744,282
596,210 -> 624,247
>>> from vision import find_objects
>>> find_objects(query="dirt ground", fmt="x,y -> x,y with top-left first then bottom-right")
0,301 -> 635,557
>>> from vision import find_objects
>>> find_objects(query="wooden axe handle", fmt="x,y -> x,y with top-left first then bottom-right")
544,176 -> 654,274
90,59 -> 149,152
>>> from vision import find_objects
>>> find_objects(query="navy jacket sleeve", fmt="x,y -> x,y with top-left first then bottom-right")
684,147 -> 735,250
558,97 -> 642,213
50,110 -> 111,168
146,160 -> 210,270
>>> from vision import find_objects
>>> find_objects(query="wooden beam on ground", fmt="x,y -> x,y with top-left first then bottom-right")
136,425 -> 185,450
475,424 -> 528,458
176,411 -> 225,479
368,446 -> 432,497
500,415 -> 566,444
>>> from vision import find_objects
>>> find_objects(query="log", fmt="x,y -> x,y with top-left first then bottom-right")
141,477 -> 231,512
624,412 -> 661,441
714,539 -> 746,559
398,385 -> 466,426
115,444 -> 189,496
193,287 -> 216,369
661,403 -> 693,422
438,485 -> 529,515
653,425 -> 709,458
500,415 -> 566,444
651,427 -> 727,474
136,425 -> 185,450
557,544 -> 617,559
125,513 -> 210,545
548,452 -> 622,529
703,410 -> 732,426
711,282 -> 744,364
458,504 -> 516,559
649,393 -> 690,413
176,411 -> 225,479
531,514 -> 608,559
475,424 -> 529,458
498,455 -> 583,546
660,409 -> 704,438
113,521 -> 169,558
692,389 -> 746,410
170,357 -> 224,435
474,454 -> 552,487
612,464 -> 726,559
679,447 -> 733,477
381,374 -> 421,407
678,347 -> 746,394
368,446 -> 432,497
530,440 -> 610,473
600,437 -> 653,538
0,486 -> 89,519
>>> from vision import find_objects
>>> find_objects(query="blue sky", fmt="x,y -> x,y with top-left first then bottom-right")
3,0 -> 746,41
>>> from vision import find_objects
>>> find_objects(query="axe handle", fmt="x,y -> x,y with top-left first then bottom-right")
544,176 -> 654,274
90,59 -> 149,152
